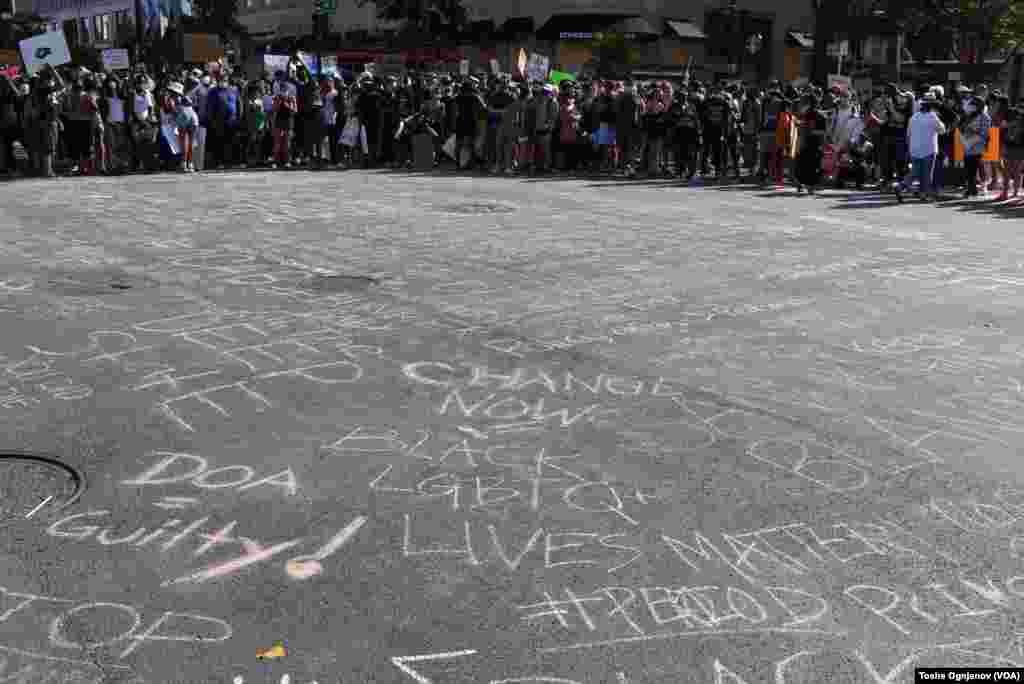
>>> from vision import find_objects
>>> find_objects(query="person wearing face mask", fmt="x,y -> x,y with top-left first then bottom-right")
958,95 -> 991,198
0,72 -> 21,176
270,70 -> 298,169
902,92 -> 945,202
100,76 -> 128,173
758,90 -> 782,186
26,65 -> 64,178
740,87 -> 761,179
488,78 -> 516,174
131,74 -> 157,172
188,71 -> 212,171
1003,104 -> 1024,201
794,94 -> 827,194
206,74 -> 240,170
701,85 -> 730,180
615,79 -> 643,176
929,86 -> 957,197
879,86 -> 912,192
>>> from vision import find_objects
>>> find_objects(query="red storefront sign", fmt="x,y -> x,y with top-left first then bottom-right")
399,46 -> 465,64
337,48 -> 385,63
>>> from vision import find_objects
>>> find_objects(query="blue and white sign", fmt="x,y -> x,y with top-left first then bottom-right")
18,30 -> 71,76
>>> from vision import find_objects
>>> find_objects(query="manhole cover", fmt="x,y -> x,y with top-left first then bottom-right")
438,202 -> 517,215
45,269 -> 149,296
304,274 -> 379,292
0,454 -> 85,521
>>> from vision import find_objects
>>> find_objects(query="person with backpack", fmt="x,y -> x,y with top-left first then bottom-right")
27,65 -> 64,178
529,83 -> 559,174
487,77 -> 516,174
702,85 -> 730,180
454,79 -> 485,170
670,91 -> 702,180
740,87 -> 762,179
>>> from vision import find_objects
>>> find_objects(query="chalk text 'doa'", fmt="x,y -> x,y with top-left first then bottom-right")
120,451 -> 299,496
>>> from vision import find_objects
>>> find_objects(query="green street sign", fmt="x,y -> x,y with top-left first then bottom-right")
313,0 -> 337,15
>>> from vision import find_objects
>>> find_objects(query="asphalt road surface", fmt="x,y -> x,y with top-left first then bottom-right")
1,170 -> 1024,684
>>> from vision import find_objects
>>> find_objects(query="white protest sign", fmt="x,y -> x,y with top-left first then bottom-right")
490,58 -> 500,75
828,73 -> 852,92
459,59 -> 469,76
19,31 -> 71,76
527,52 -> 549,81
101,48 -> 130,71
263,54 -> 289,77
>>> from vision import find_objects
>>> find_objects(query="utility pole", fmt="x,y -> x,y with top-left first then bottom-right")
134,0 -> 144,64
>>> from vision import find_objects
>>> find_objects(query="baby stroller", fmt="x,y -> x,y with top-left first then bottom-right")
835,134 -> 873,190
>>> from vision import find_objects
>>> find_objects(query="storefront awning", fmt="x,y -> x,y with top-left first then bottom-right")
665,20 -> 706,40
787,31 -> 814,49
536,13 -> 631,40
240,12 -> 311,40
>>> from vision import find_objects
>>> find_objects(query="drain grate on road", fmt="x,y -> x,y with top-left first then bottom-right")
0,454 -> 85,521
437,201 -> 517,215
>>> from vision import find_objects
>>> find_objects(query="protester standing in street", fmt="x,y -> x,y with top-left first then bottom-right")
958,95 -> 992,198
29,65 -> 64,178
794,94 -> 826,194
529,83 -> 559,174
903,92 -> 945,201
271,70 -> 297,169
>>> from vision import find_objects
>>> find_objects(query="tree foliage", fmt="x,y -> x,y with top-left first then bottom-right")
190,0 -> 246,38
878,0 -> 1017,58
355,0 -> 467,33
992,0 -> 1024,51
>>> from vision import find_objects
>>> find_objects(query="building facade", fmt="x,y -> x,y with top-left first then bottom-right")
30,0 -> 190,46
237,0 -> 819,81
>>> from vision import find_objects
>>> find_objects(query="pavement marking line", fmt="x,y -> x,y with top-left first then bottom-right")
24,495 -> 53,518
153,496 -> 199,510
391,649 -> 478,684
539,627 -> 847,653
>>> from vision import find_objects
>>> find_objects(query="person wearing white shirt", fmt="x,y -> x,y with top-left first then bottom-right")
905,94 -> 946,201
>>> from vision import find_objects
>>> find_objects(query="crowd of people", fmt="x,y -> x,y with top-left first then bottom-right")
0,54 -> 1022,202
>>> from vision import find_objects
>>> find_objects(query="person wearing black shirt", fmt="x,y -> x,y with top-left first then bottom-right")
670,93 -> 701,180
357,80 -> 382,168
794,94 -> 828,194
702,89 -> 729,180
454,81 -> 484,170
878,85 -> 912,190
486,79 -> 515,173
931,88 -> 958,196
